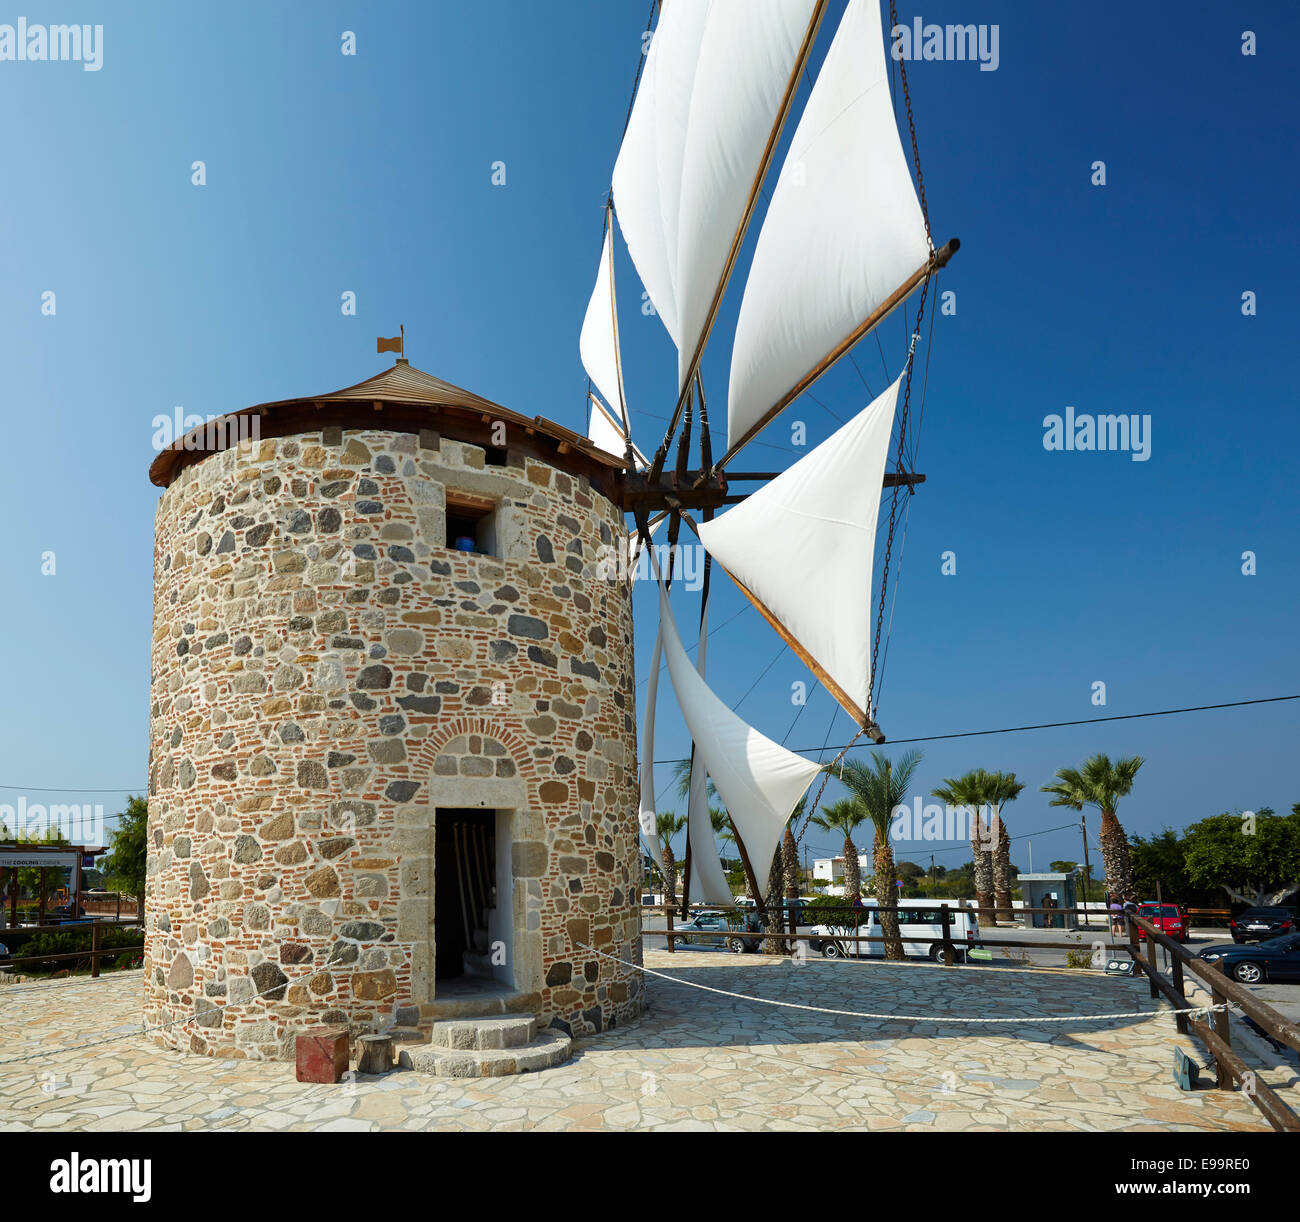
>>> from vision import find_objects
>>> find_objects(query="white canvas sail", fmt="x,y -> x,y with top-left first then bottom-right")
638,627 -> 667,875
612,23 -> 680,346
652,0 -> 710,311
579,225 -> 628,432
656,578 -> 822,887
726,0 -> 929,453
673,0 -> 819,392
697,375 -> 903,723
586,395 -> 628,461
683,591 -> 735,906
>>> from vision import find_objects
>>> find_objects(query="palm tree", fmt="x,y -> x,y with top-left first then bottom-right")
839,750 -> 923,960
671,757 -> 718,804
654,812 -> 687,904
1042,754 -> 1144,905
809,798 -> 869,903
987,771 -> 1026,922
931,770 -> 995,920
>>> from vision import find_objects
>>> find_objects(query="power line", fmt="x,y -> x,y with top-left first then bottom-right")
11,695 -> 1296,801
656,692 -> 1300,764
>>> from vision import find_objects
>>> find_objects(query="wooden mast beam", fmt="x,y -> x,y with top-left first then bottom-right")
715,238 -> 960,471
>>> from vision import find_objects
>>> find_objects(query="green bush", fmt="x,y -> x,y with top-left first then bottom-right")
11,925 -> 144,975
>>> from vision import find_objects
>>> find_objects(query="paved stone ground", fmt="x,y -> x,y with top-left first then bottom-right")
0,953 -> 1274,1131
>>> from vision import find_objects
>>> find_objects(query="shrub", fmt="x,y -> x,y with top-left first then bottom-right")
11,926 -> 145,975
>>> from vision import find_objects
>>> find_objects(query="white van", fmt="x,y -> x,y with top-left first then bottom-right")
808,899 -> 981,963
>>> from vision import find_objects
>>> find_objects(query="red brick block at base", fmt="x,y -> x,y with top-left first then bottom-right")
295,1027 -> 350,1083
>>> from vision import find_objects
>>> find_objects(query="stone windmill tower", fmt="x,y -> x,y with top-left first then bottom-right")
144,356 -> 652,1068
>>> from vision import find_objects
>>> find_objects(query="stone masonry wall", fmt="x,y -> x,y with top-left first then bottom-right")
145,426 -> 643,1059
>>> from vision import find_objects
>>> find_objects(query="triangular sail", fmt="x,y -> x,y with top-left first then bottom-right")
683,590 -> 735,906
673,0 -> 820,393
579,223 -> 630,436
697,375 -> 903,724
587,395 -> 629,462
613,0 -> 819,391
612,18 -> 681,347
652,0 -> 710,314
638,627 -> 667,876
656,579 -> 822,886
725,0 -> 929,454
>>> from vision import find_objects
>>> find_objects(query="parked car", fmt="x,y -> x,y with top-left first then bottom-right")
674,912 -> 762,954
1199,933 -> 1300,984
1135,902 -> 1190,943
0,940 -> 10,967
1228,907 -> 1296,944
808,899 -> 981,963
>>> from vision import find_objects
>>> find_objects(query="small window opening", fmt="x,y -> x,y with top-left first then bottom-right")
484,446 -> 509,468
445,492 -> 499,556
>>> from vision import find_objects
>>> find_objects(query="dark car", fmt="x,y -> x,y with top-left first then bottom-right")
1199,933 -> 1300,985
1228,907 -> 1296,944
674,912 -> 763,954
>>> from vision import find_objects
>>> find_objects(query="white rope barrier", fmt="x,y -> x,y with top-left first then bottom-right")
577,942 -> 1229,1025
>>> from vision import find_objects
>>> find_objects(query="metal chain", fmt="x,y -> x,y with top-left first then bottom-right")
890,0 -> 931,247
871,1 -> 933,718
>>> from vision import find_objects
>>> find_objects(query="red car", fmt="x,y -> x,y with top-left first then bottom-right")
1136,902 -> 1190,943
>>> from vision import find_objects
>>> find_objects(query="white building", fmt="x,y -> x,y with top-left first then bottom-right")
812,854 -> 867,897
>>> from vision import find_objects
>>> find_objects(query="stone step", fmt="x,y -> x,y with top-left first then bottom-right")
430,1014 -> 537,1050
399,1028 -> 572,1078
462,950 -> 494,979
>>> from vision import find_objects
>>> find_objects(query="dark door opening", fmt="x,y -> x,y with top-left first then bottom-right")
435,809 -> 497,981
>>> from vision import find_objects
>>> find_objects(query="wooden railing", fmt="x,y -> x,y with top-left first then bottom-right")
640,902 -> 1113,958
1126,912 -> 1300,1133
639,902 -> 1300,1132
3,921 -> 144,978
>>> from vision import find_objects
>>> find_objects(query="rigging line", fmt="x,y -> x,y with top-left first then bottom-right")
815,699 -> 840,761
0,785 -> 141,795
653,692 -> 1300,764
871,493 -> 911,703
800,386 -> 846,425
847,351 -> 875,401
885,822 -> 1084,861
618,1 -> 659,148
909,266 -> 940,471
634,602 -> 753,690
733,643 -> 790,714
874,328 -> 891,381
780,680 -> 820,746
628,407 -> 804,456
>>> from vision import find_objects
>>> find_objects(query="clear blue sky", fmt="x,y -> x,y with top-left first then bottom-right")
1,2 -> 1296,881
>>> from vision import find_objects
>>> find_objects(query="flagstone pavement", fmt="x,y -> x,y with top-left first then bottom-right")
0,952 -> 1276,1131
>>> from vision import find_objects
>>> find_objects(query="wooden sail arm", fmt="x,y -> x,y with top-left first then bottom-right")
602,201 -> 637,467
695,370 -> 713,475
646,0 -> 831,486
714,237 -> 960,473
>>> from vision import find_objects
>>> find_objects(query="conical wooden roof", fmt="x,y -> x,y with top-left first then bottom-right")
148,360 -> 627,490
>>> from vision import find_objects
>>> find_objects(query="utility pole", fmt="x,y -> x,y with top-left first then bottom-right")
1080,813 -> 1092,927
929,853 -> 935,896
